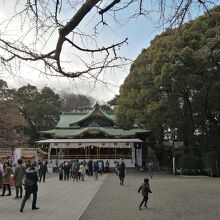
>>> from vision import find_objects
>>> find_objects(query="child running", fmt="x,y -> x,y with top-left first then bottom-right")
138,178 -> 152,210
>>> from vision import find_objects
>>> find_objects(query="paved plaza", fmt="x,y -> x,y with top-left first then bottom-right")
81,172 -> 220,220
0,174 -> 106,220
0,172 -> 220,220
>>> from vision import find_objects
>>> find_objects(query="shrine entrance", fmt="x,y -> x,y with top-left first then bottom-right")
37,138 -> 143,167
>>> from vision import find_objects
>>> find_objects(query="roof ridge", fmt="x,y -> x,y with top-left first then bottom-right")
62,112 -> 88,115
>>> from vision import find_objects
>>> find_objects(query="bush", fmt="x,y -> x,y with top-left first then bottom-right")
177,154 -> 202,170
202,151 -> 220,177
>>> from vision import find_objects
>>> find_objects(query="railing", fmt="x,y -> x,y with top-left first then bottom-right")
0,148 -> 12,156
50,154 -> 132,160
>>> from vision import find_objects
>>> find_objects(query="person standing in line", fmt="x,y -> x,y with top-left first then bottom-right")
101,160 -> 104,174
98,160 -> 102,175
70,160 -> 75,180
87,159 -> 93,177
148,161 -> 154,179
1,162 -> 13,196
39,161 -> 48,183
36,160 -> 42,176
3,161 -> 8,171
13,159 -> 25,199
114,161 -> 119,176
69,160 -> 74,178
20,163 -> 39,212
138,178 -> 152,210
64,161 -> 70,181
93,161 -> 99,181
105,160 -> 109,173
85,161 -> 88,176
118,159 -> 126,185
0,160 -> 3,189
73,160 -> 80,181
79,162 -> 86,181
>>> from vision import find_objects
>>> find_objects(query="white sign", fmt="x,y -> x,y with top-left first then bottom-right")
131,147 -> 135,164
14,148 -> 22,165
13,148 -> 21,164
136,149 -> 142,166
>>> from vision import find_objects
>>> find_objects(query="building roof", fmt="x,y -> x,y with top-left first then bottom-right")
41,104 -> 150,139
56,112 -> 87,128
41,127 -> 149,138
69,105 -> 114,126
36,138 -> 143,143
56,104 -> 114,128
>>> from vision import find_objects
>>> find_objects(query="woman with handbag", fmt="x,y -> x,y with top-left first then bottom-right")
20,163 -> 39,212
1,162 -> 12,196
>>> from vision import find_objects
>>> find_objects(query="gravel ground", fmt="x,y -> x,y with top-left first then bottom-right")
80,172 -> 220,220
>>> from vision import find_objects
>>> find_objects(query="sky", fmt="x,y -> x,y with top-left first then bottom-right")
0,1 -> 212,102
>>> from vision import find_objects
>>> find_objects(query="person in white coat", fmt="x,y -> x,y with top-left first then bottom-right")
79,163 -> 86,181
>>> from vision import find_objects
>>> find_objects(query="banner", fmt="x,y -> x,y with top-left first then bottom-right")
21,148 -> 38,157
14,148 -> 22,164
136,149 -> 142,166
131,147 -> 135,164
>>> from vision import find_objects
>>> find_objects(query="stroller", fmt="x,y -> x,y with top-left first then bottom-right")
59,168 -> 63,181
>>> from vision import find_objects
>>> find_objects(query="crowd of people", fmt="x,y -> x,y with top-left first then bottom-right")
0,159 -> 49,212
0,158 -> 153,212
58,159 -> 110,181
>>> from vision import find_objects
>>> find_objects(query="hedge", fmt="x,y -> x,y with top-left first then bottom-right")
202,151 -> 220,177
177,154 -> 202,169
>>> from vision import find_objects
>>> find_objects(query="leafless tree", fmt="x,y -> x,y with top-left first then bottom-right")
0,80 -> 29,147
0,0 -> 218,81
60,91 -> 95,112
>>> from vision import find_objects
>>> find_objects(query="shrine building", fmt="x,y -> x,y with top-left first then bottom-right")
36,104 -> 151,167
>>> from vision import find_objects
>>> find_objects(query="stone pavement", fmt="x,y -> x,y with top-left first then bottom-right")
1,172 -> 220,220
0,174 -> 106,220
80,172 -> 220,220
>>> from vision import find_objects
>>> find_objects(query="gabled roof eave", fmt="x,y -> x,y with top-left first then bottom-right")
68,105 -> 113,127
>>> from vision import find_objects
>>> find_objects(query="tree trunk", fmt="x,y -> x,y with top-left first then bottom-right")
182,94 -> 195,156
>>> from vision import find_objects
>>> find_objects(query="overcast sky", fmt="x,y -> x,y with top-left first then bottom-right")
0,1 -> 208,102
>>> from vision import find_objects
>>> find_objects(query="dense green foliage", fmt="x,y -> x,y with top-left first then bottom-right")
16,84 -> 61,143
177,155 -> 202,169
1,80 -> 110,146
116,6 -> 220,155
202,151 -> 220,176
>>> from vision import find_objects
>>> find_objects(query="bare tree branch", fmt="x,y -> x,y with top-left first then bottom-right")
99,0 -> 121,14
0,0 -> 219,81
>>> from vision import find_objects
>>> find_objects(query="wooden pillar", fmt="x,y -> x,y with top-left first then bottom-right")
85,146 -> 87,159
48,145 -> 51,162
96,146 -> 99,159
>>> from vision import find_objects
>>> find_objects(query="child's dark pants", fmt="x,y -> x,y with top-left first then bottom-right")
140,196 -> 148,207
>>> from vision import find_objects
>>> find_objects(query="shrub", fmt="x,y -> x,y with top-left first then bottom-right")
202,151 -> 220,177
177,154 -> 202,170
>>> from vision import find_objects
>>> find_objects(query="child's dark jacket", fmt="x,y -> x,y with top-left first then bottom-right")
138,183 -> 152,197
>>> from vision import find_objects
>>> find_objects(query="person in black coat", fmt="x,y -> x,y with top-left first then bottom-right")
20,163 -> 39,212
39,161 -> 48,183
118,159 -> 126,185
64,161 -> 70,180
138,178 -> 152,210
